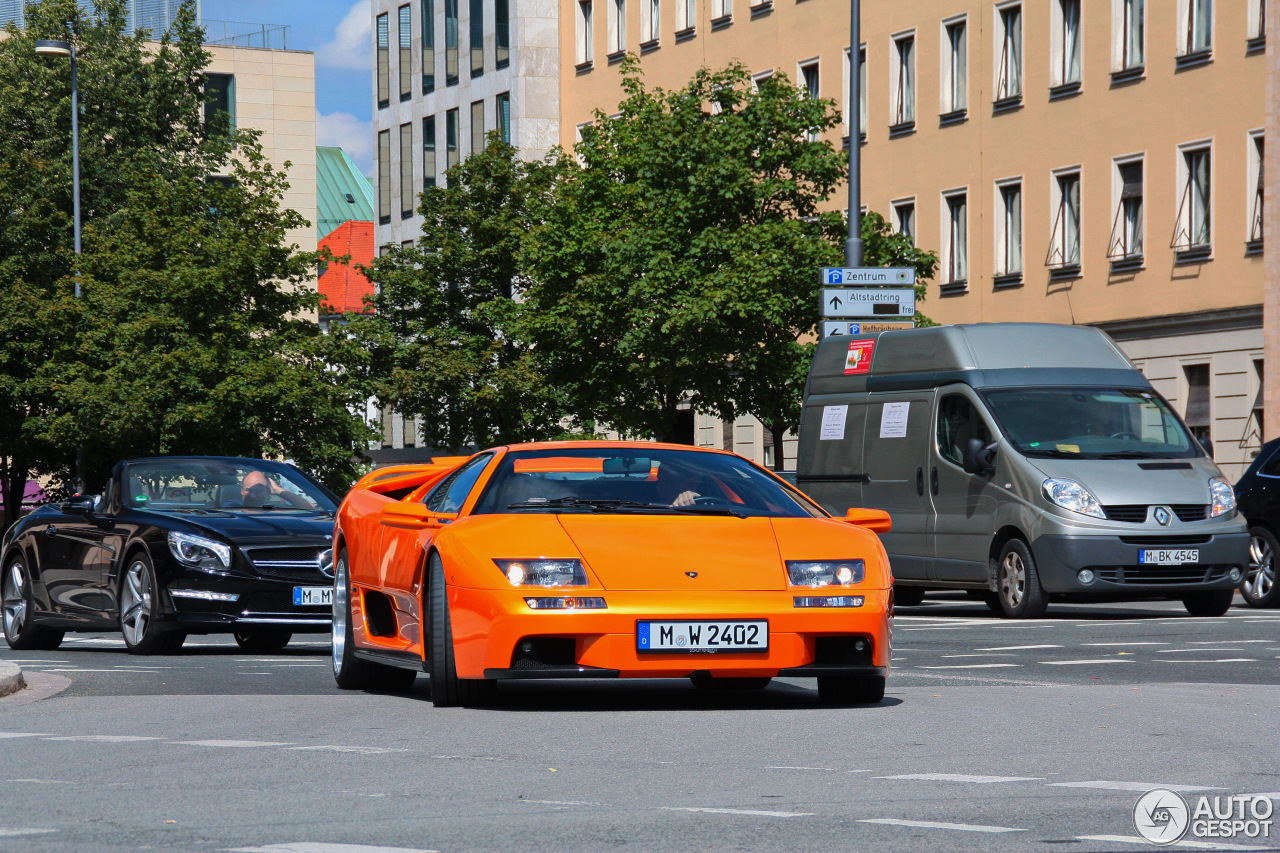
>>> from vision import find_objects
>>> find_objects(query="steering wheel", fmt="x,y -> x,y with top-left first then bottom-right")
1109,431 -> 1140,440
692,496 -> 725,505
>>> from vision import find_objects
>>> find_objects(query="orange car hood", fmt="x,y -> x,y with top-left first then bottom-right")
557,516 -> 786,591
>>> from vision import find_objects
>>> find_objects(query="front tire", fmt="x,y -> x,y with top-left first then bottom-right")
331,549 -> 417,691
2,557 -> 64,651
893,585 -> 925,607
119,553 -> 184,654
234,630 -> 293,653
1242,527 -> 1280,607
995,539 -> 1047,619
1182,589 -> 1234,617
817,675 -> 885,705
427,554 -> 495,708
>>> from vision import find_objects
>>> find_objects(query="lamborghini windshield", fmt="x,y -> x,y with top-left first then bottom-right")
981,388 -> 1201,460
471,447 -> 825,518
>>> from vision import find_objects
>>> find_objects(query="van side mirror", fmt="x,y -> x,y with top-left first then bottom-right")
1198,435 -> 1215,459
843,507 -> 892,533
963,439 -> 997,476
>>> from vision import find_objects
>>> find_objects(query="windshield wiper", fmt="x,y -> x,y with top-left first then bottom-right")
506,497 -> 679,513
1096,451 -> 1163,459
671,505 -> 746,518
1021,448 -> 1082,458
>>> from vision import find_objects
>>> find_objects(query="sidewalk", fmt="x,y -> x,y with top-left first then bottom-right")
0,660 -> 25,697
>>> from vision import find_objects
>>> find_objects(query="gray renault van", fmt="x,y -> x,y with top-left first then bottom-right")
796,323 -> 1248,618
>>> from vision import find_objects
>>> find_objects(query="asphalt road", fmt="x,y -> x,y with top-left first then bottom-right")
1,596 -> 1278,853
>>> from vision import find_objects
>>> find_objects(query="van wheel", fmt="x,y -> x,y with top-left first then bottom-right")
893,586 -> 925,607
1181,590 -> 1234,617
1242,527 -> 1280,607
995,540 -> 1047,619
982,591 -> 1001,613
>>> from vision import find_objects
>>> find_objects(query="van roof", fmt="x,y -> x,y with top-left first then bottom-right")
806,323 -> 1151,395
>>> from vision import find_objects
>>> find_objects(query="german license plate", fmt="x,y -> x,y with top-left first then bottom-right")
293,586 -> 333,606
1138,549 -> 1199,565
636,620 -> 768,653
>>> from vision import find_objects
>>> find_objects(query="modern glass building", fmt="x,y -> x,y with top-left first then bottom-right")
0,0 -> 200,35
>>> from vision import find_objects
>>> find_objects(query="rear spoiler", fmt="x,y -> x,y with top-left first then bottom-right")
352,457 -> 471,496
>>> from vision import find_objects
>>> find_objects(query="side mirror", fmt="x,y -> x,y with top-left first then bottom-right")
1198,435 -> 1215,459
378,502 -> 456,530
963,438 -> 998,476
844,507 -> 892,533
59,494 -> 97,516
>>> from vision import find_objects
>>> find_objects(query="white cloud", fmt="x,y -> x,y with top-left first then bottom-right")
318,111 -> 374,179
316,0 -> 371,71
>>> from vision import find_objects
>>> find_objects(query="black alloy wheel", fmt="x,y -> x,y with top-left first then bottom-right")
119,552 -> 185,655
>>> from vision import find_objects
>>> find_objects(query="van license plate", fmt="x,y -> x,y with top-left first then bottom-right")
636,620 -> 768,653
293,586 -> 333,606
1138,549 -> 1199,565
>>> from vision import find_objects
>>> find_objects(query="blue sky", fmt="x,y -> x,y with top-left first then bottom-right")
202,0 -> 373,175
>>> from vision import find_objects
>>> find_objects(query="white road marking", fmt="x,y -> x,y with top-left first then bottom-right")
1157,648 -> 1245,653
172,740 -> 294,748
1050,781 -> 1223,792
520,800 -> 611,807
941,653 -> 1015,658
1081,642 -> 1168,646
914,664 -> 1022,669
1076,834 -> 1263,851
230,840 -> 445,845
0,733 -> 50,739
974,644 -> 1062,651
1039,659 -> 1132,665
1188,639 -> 1271,644
286,746 -> 411,755
662,807 -> 812,818
859,818 -> 1023,833
765,766 -> 836,772
29,668 -> 160,673
1157,659 -> 1257,663
2,780 -> 72,784
0,829 -> 58,837
876,773 -> 1043,783
42,735 -> 162,743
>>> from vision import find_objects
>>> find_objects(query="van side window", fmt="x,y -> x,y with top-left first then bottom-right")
938,395 -> 991,467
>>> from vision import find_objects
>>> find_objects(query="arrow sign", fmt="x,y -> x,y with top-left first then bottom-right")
821,267 -> 917,285
828,294 -> 844,311
821,287 -> 916,318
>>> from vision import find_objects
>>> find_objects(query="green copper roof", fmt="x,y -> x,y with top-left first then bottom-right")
316,146 -> 374,238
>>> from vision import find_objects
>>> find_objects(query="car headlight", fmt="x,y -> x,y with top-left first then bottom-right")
494,559 -> 588,588
786,560 -> 865,587
167,531 -> 231,572
1209,476 -> 1236,518
1042,478 -> 1105,519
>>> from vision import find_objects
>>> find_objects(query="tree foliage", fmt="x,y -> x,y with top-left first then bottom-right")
0,0 -> 371,517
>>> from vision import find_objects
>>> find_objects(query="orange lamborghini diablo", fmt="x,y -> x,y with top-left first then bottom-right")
331,441 -> 893,707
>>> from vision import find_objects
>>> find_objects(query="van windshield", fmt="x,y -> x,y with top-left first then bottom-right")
980,388 -> 1201,460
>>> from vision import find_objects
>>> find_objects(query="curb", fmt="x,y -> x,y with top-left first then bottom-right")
0,660 -> 26,697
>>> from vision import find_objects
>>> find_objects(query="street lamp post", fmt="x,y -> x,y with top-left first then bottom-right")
35,38 -> 81,297
845,0 -> 863,267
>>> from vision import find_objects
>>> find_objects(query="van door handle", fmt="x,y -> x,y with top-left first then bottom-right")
931,467 -> 939,496
915,468 -> 924,496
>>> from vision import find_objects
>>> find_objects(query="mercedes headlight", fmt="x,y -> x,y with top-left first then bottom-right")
1042,478 -> 1105,519
1209,476 -> 1236,518
167,531 -> 232,572
494,559 -> 588,588
786,560 -> 865,587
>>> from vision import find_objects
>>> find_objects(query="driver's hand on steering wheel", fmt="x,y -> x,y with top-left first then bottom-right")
671,490 -> 700,507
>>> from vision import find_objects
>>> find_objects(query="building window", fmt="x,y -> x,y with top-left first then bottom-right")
1051,0 -> 1081,89
890,32 -> 915,132
641,0 -> 660,44
995,179 -> 1022,278
422,0 -> 436,92
995,3 -> 1022,105
446,108 -> 459,171
1114,0 -> 1144,72
1173,143 -> 1211,255
1183,363 -> 1211,449
1247,132 -> 1263,251
1248,0 -> 1266,47
841,45 -> 867,141
470,0 -> 484,77
608,0 -> 626,56
1179,0 -> 1212,57
711,0 -> 730,21
203,73 -> 235,129
1108,158 -> 1144,264
471,100 -> 485,154
400,123 -> 415,219
800,60 -> 819,139
676,0 -> 695,34
1048,169 -> 1082,272
376,12 -> 390,108
496,0 -> 510,67
941,17 -> 967,118
942,190 -> 968,286
377,129 -> 391,224
445,0 -> 459,85
576,0 -> 594,65
398,5 -> 413,101
893,199 -> 915,245
497,92 -> 511,144
423,115 -> 437,188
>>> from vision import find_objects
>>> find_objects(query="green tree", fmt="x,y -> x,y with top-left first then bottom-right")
0,0 -> 372,513
346,135 -> 574,452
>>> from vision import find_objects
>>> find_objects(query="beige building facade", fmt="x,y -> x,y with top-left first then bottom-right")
561,0 -> 1269,476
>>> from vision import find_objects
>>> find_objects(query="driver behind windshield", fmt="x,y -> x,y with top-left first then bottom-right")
228,471 -> 314,509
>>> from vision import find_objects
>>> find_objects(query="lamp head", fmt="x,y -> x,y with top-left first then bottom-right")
35,40 -> 74,58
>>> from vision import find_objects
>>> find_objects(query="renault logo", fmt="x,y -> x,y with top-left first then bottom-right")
685,572 -> 699,578
1153,506 -> 1172,526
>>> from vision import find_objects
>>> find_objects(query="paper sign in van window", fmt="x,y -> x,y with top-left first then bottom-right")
843,339 -> 875,375
880,402 -> 910,438
820,406 -> 848,440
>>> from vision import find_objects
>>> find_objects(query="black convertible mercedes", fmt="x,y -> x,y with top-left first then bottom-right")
2,456 -> 340,654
